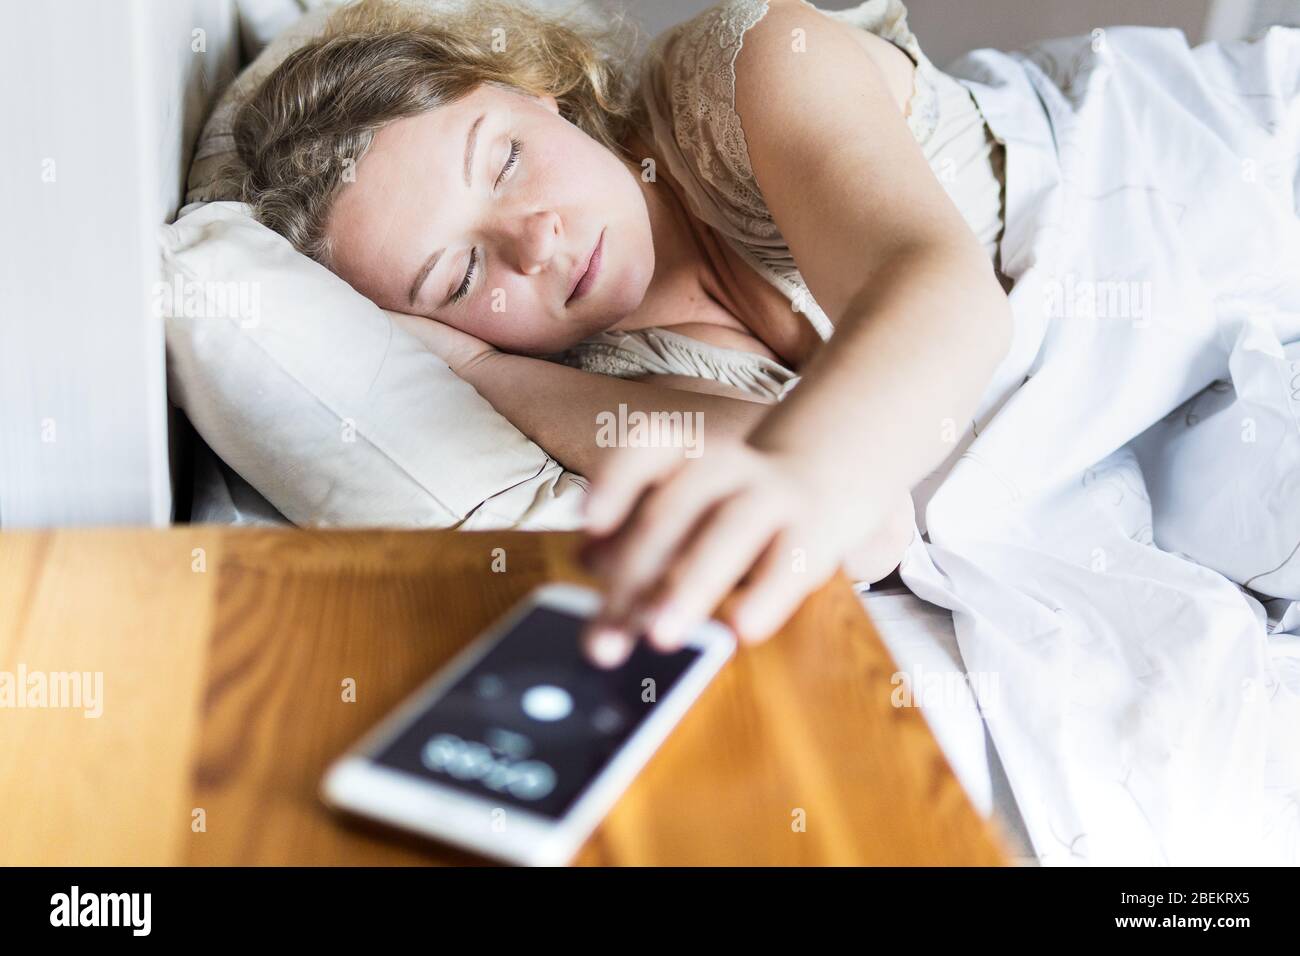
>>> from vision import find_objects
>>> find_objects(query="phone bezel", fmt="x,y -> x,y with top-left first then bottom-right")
320,582 -> 735,866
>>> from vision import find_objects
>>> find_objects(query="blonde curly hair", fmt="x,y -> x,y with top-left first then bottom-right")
233,0 -> 644,265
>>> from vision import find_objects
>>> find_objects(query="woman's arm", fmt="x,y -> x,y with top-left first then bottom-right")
577,2 -> 1012,660
390,308 -> 772,477
625,369 -> 918,583
732,3 -> 1012,505
458,351 -> 772,477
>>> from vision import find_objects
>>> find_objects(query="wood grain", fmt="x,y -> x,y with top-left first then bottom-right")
0,526 -> 1008,866
0,527 -> 217,865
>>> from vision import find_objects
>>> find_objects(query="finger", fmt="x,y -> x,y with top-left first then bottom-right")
583,444 -> 683,538
636,491 -> 782,650
727,531 -> 838,644
590,457 -> 748,628
582,621 -> 634,670
580,603 -> 657,669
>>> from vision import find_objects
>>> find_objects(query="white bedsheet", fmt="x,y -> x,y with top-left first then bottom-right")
898,26 -> 1300,864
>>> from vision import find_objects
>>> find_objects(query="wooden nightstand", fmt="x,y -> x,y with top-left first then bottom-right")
0,526 -> 1007,865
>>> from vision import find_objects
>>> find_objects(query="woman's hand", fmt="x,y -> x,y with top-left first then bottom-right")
388,311 -> 496,377
577,436 -> 895,667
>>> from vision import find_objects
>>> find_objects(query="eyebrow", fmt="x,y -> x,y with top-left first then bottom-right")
407,111 -> 486,308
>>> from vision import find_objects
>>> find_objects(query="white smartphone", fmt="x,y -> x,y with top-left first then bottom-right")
321,582 -> 735,866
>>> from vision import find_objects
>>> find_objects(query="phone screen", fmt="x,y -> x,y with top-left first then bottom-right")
372,605 -> 703,820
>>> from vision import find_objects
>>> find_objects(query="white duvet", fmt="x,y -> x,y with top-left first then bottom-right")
898,25 -> 1300,864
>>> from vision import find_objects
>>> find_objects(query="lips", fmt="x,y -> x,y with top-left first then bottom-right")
565,228 -> 605,305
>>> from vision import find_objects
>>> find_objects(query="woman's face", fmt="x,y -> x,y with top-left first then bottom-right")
325,83 -> 654,354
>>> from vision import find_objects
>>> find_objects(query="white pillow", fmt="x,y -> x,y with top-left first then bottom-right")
169,0 -> 591,530
161,201 -> 589,530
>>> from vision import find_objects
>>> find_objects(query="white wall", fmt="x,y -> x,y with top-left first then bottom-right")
0,0 -> 237,527
901,0 -> 1213,67
627,0 -> 1216,63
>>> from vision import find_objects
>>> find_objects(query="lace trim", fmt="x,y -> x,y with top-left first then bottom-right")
557,342 -> 655,379
554,327 -> 799,401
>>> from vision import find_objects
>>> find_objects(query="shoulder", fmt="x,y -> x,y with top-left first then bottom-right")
732,1 -> 914,121
728,0 -> 978,320
650,1 -> 909,94
651,0 -> 771,55
643,1 -> 915,201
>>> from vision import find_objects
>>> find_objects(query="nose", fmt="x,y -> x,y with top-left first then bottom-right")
514,209 -> 561,277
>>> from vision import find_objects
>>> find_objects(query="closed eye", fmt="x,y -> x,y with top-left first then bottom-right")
496,137 -> 522,188
450,248 -> 477,304
450,138 -> 522,305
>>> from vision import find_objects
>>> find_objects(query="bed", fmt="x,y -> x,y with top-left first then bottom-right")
166,0 -> 1300,865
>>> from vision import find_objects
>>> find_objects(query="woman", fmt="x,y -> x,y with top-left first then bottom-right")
234,0 -> 1013,664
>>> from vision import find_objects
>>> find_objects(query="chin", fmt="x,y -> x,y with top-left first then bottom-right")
598,256 -> 651,327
